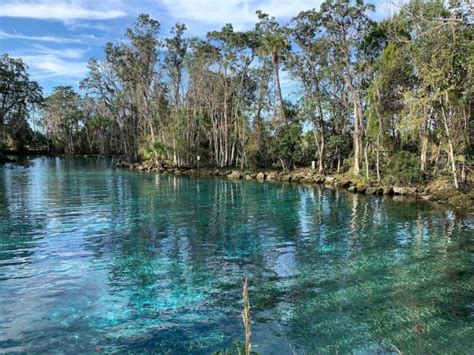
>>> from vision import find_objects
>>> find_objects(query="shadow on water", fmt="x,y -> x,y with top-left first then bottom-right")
0,157 -> 472,353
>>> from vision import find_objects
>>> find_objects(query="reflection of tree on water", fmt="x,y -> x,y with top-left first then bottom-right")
280,193 -> 473,353
1,158 -> 472,353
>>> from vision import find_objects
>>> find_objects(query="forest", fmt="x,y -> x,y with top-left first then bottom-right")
0,0 -> 473,188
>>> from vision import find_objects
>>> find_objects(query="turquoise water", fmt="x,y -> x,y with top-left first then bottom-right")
0,157 -> 472,354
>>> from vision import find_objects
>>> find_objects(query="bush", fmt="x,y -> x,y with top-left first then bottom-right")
382,151 -> 425,185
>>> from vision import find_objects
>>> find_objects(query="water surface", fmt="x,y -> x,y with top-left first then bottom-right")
0,157 -> 472,353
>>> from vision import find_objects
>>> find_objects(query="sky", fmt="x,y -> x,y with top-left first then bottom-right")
0,0 -> 402,94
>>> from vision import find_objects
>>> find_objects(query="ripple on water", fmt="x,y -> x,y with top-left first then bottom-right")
0,157 -> 473,354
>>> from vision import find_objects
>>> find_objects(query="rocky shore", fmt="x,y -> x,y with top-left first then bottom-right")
118,160 -> 474,214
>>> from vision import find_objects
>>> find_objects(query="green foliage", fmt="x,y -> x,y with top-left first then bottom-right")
382,152 -> 425,185
267,104 -> 304,170
140,140 -> 167,163
0,54 -> 43,150
43,86 -> 83,154
1,1 -> 468,186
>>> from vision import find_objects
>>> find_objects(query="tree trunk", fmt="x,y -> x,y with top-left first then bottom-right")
315,91 -> 326,175
420,105 -> 430,172
441,99 -> 459,189
353,97 -> 361,176
272,52 -> 286,125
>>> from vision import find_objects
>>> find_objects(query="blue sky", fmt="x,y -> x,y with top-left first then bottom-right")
0,0 -> 402,94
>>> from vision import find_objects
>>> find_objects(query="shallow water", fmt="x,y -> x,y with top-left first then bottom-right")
0,157 -> 472,354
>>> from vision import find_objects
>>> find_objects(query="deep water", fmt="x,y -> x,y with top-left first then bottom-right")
0,157 -> 473,354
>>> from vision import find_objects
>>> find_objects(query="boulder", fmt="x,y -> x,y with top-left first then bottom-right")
256,172 -> 266,181
228,171 -> 242,180
266,172 -> 277,180
324,176 -> 336,186
281,174 -> 292,182
447,194 -> 472,210
300,176 -> 314,184
348,186 -> 357,193
244,174 -> 253,181
383,186 -> 394,195
393,186 -> 417,195
366,187 -> 383,195
339,178 -> 352,188
356,184 -> 367,194
116,159 -> 129,168
421,194 -> 437,202
314,175 -> 325,184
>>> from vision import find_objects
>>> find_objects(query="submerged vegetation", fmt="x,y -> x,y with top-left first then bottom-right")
0,0 -> 473,188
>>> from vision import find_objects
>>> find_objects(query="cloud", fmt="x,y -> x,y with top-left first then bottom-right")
20,54 -> 88,79
0,1 -> 126,21
0,29 -> 99,44
17,45 -> 88,59
157,0 -> 322,31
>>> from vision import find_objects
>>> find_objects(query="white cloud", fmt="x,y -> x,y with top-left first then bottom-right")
0,1 -> 126,21
20,54 -> 88,79
12,45 -> 88,59
157,0 -> 322,31
0,29 -> 98,43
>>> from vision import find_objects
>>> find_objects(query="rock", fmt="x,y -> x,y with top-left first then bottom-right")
256,172 -> 266,181
421,194 -> 437,201
314,175 -> 325,184
339,178 -> 352,188
393,186 -> 417,195
447,193 -> 472,210
366,187 -> 383,195
266,172 -> 277,180
348,186 -> 357,193
383,186 -> 394,195
116,159 -> 130,168
300,176 -> 314,184
356,184 -> 367,194
244,174 -> 253,181
228,171 -> 242,180
324,176 -> 336,186
0,155 -> 15,164
281,174 -> 292,182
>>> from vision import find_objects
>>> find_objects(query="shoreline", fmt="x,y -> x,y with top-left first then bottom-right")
119,161 -> 474,215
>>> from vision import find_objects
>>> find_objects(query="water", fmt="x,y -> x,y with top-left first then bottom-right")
0,157 -> 472,354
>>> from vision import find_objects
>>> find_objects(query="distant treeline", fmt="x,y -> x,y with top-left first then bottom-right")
0,0 -> 472,187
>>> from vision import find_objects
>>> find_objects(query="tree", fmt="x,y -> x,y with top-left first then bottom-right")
289,9 -> 330,174
256,11 -> 290,126
319,0 -> 374,176
0,54 -> 43,150
43,86 -> 83,154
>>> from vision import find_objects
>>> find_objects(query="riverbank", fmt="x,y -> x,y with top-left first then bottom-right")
118,160 -> 474,214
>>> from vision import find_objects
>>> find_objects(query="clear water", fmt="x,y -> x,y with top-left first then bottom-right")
0,157 -> 472,354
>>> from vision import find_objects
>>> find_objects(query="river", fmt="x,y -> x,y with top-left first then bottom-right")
0,157 -> 472,353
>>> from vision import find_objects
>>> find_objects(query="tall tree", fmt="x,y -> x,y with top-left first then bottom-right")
319,0 -> 374,176
256,11 -> 290,125
43,86 -> 83,154
0,54 -> 43,150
